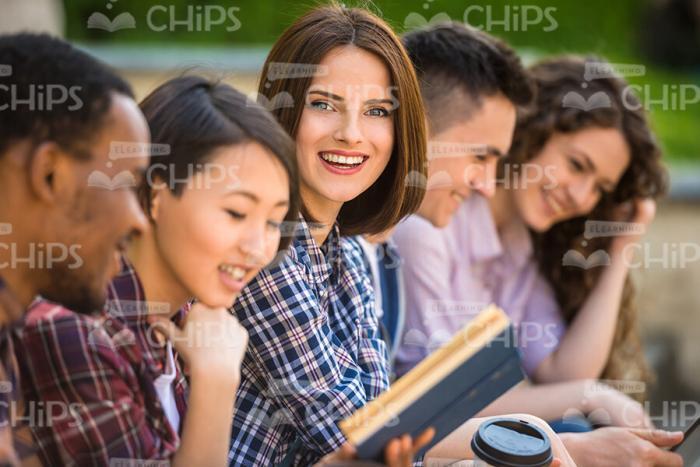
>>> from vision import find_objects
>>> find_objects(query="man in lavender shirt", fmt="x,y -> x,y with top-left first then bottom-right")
394,193 -> 565,379
394,24 -> 542,377
386,23 -> 686,466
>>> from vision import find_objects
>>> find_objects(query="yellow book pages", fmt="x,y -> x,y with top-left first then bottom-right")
340,305 -> 510,445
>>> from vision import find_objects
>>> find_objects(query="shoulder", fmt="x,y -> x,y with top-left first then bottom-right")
527,267 -> 559,309
339,236 -> 369,273
392,215 -> 451,260
17,299 -> 136,371
393,214 -> 440,244
240,237 -> 310,297
232,237 -> 319,328
22,300 -> 96,337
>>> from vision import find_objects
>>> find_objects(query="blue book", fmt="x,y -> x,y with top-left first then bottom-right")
340,306 -> 524,461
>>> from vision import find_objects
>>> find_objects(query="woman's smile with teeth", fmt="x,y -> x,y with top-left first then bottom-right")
218,264 -> 247,280
320,152 -> 365,166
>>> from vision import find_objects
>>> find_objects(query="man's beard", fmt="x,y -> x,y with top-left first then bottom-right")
38,264 -> 107,315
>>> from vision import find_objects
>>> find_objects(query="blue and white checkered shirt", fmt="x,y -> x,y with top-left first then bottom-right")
228,215 -> 390,466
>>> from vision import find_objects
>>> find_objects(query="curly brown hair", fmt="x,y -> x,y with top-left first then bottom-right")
505,56 -> 668,395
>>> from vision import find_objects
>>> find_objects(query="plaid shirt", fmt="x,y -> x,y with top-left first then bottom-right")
12,258 -> 188,466
0,327 -> 16,430
228,216 -> 389,466
0,325 -> 22,465
0,276 -> 20,428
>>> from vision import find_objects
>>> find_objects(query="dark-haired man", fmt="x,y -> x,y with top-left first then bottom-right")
0,32 -> 149,462
360,22 -> 532,370
0,32 -> 149,314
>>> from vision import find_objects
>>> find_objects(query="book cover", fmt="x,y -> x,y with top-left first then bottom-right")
340,305 -> 524,461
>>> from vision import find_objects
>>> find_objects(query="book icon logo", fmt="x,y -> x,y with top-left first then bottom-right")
404,170 -> 428,189
403,12 -> 452,31
404,170 -> 457,190
87,170 -> 137,190
87,0 -> 136,32
426,170 -> 453,190
0,381 -> 12,393
562,249 -> 611,269
562,91 -> 612,111
88,324 -> 136,349
87,11 -> 136,32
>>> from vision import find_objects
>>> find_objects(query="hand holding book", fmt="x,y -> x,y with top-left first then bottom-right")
316,428 -> 435,466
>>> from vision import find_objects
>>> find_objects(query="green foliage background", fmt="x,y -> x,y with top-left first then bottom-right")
66,0 -> 700,161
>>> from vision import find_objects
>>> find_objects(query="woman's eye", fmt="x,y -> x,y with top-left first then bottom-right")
226,209 -> 246,220
597,185 -> 611,196
266,220 -> 282,230
366,107 -> 390,118
568,157 -> 584,172
475,154 -> 489,163
310,100 -> 332,111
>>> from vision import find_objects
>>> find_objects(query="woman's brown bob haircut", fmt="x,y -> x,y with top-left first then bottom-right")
257,3 -> 427,236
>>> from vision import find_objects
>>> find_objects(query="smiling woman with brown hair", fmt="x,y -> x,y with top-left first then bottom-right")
258,3 -> 427,239
227,3 -> 432,466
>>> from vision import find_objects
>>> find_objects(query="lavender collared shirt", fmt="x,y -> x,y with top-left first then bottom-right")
393,194 -> 566,378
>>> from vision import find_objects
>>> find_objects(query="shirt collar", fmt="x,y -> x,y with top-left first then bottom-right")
105,255 -> 186,376
106,256 -> 185,327
293,213 -> 343,284
464,194 -> 533,268
105,256 -> 153,325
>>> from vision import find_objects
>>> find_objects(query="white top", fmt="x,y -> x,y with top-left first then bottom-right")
153,341 -> 181,433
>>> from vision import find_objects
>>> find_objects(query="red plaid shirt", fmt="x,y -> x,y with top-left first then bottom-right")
12,259 -> 188,466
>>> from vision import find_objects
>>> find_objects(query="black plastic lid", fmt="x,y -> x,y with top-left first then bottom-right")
471,417 -> 553,467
